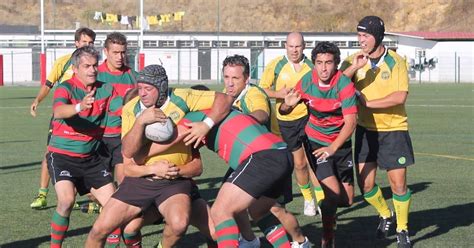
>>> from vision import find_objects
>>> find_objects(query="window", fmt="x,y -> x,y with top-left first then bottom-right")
333,41 -> 348,48
144,40 -> 158,47
231,41 -> 246,47
128,40 -> 139,47
179,40 -> 194,48
267,41 -> 281,48
214,41 -> 229,47
383,41 -> 398,48
305,41 -> 314,48
198,41 -> 211,47
349,41 -> 360,48
160,40 -> 176,47
249,41 -> 264,47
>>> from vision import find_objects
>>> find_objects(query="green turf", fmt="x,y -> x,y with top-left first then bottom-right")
0,84 -> 473,247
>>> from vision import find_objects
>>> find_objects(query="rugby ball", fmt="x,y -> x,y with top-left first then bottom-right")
145,118 -> 175,142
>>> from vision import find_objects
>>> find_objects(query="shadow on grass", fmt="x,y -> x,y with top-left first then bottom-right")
1,161 -> 42,170
1,226 -> 91,248
329,202 -> 474,247
0,139 -> 35,144
0,96 -> 36,100
337,182 -> 432,217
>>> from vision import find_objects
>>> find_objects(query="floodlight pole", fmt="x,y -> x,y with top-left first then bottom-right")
418,55 -> 422,84
216,0 -> 220,84
40,0 -> 46,85
138,0 -> 145,70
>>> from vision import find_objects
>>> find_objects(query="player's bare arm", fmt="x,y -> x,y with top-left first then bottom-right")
249,109 -> 269,124
122,106 -> 168,158
342,51 -> 368,78
362,91 -> 408,109
183,92 -> 233,148
279,88 -> 301,115
313,113 -> 356,159
262,86 -> 290,99
123,156 -> 179,179
53,89 -> 95,119
30,85 -> 52,117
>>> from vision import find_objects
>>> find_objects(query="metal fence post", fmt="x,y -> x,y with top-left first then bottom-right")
0,54 -> 3,86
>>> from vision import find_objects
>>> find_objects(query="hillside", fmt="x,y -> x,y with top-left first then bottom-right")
1,0 -> 473,33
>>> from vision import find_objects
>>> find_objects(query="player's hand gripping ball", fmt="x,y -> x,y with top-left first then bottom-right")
145,118 -> 175,142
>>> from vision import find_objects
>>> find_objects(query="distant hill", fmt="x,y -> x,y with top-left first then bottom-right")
1,0 -> 473,33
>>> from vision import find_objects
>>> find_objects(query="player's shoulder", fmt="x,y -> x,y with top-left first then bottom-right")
386,49 -> 405,63
340,53 -> 358,70
248,84 -> 266,95
343,52 -> 358,63
123,96 -> 140,111
267,55 -> 287,67
55,54 -> 73,64
170,87 -> 191,99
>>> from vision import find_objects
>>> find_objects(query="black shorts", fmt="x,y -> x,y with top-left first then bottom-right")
99,136 -> 123,170
190,179 -> 202,202
225,149 -> 293,200
355,125 -> 415,170
274,173 -> 293,205
47,152 -> 113,195
222,164 -> 293,205
278,116 -> 309,151
304,140 -> 354,183
112,177 -> 192,211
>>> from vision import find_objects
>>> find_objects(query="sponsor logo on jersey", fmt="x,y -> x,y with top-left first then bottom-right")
169,111 -> 180,122
381,71 -> 390,80
398,156 -> 407,165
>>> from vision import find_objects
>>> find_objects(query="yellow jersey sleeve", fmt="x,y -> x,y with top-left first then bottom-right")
240,86 -> 270,115
46,54 -> 74,85
258,56 -> 282,90
164,88 -> 217,124
121,96 -> 140,138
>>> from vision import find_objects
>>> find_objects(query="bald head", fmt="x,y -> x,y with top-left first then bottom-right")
285,32 -> 305,64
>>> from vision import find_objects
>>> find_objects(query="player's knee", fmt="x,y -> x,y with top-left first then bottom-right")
56,197 -> 75,214
88,225 -> 109,240
391,184 -> 407,196
123,222 -> 140,235
360,182 -> 375,194
269,205 -> 285,219
293,158 -> 308,170
210,205 -> 227,222
166,215 -> 189,235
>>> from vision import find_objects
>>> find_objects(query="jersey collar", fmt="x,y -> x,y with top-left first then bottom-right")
233,84 -> 250,104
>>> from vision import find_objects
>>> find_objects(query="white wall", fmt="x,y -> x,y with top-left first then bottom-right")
394,37 -> 474,83
211,48 -> 251,81
1,32 -> 473,84
0,48 -> 33,84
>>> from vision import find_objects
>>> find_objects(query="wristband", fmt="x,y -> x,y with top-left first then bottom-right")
203,117 -> 215,129
75,103 -> 81,113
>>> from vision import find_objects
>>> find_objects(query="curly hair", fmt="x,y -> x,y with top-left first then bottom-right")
311,41 -> 341,66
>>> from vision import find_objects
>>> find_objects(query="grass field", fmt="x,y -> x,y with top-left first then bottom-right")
0,83 -> 473,247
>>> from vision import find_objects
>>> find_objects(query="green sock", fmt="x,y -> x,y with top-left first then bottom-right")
39,188 -> 48,196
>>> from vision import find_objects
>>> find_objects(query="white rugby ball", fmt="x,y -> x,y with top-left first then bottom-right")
145,118 -> 175,142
